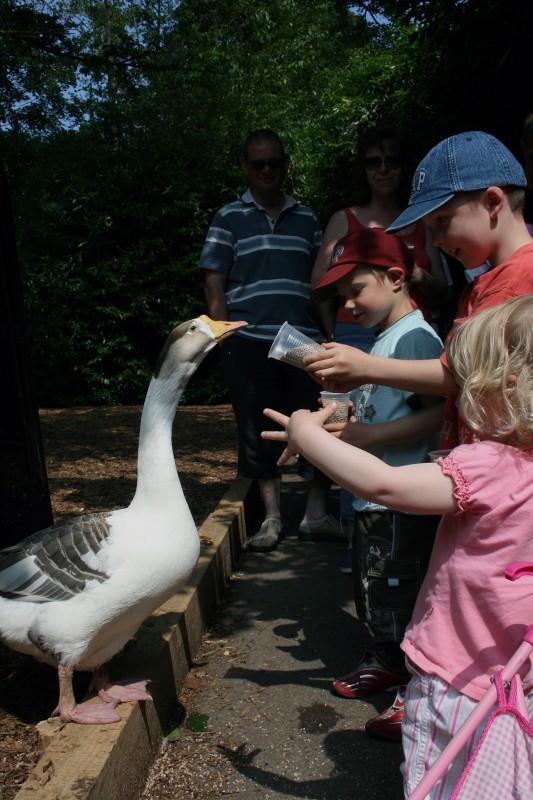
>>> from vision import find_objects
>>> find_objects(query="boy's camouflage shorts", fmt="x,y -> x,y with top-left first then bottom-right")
352,510 -> 440,642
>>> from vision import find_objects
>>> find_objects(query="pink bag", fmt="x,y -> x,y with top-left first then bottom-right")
449,671 -> 533,800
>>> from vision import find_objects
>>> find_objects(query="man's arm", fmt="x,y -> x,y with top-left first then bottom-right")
203,269 -> 228,320
304,342 -> 457,396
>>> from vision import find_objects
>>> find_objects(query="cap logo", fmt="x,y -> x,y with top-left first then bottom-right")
331,243 -> 345,263
412,169 -> 426,193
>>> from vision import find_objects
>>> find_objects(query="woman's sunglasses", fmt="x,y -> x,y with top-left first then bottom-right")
364,155 -> 402,171
247,157 -> 285,171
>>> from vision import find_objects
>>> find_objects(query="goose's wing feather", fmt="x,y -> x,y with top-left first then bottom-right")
0,513 -> 112,603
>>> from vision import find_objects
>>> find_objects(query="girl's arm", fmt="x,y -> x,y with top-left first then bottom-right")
263,405 -> 457,516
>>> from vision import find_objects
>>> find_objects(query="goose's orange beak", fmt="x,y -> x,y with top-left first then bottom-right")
199,316 -> 248,343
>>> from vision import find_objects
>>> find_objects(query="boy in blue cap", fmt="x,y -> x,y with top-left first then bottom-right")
304,131 -> 533,450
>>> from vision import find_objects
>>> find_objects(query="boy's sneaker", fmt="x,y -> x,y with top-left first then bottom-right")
332,651 -> 410,699
365,685 -> 406,741
339,547 -> 352,574
298,515 -> 345,542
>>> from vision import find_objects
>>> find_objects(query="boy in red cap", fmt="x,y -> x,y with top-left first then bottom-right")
312,227 -> 444,739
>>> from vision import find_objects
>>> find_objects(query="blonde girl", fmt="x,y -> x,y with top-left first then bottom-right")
263,295 -> 533,798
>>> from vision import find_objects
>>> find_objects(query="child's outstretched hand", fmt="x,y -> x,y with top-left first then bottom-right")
262,405 -> 337,467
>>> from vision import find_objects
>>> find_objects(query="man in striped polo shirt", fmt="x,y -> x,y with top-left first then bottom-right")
199,129 -> 343,552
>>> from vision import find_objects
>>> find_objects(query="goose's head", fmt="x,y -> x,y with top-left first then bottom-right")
154,316 -> 247,381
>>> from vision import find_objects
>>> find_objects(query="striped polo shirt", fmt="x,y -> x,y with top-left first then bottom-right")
198,189 -> 323,342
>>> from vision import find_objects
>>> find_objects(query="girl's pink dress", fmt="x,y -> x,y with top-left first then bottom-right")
402,440 -> 533,701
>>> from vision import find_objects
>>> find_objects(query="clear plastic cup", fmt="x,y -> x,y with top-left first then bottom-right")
268,322 -> 324,369
320,391 -> 352,423
429,449 -> 452,463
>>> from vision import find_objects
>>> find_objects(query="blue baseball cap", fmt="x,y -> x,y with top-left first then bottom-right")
387,131 -> 527,232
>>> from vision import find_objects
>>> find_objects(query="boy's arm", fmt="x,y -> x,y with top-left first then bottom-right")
338,397 -> 444,450
304,342 -> 457,395
263,406 -> 457,515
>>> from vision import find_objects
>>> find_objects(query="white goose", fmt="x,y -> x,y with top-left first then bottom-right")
0,315 -> 246,724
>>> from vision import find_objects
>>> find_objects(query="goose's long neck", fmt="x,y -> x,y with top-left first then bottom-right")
131,369 -> 190,508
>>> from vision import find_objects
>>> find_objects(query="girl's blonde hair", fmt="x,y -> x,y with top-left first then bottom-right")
446,295 -> 533,446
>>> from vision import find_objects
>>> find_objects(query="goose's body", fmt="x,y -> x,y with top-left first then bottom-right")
0,316 -> 246,723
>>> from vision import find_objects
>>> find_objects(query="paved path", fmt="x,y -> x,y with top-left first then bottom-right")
142,467 -> 404,799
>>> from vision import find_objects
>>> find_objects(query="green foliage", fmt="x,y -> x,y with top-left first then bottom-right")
0,0 -> 76,131
2,0 -> 530,405
185,711 -> 209,732
164,725 -> 182,743
365,0 -> 533,145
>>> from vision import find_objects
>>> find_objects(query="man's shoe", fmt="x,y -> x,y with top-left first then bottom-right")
249,518 -> 283,552
332,651 -> 410,699
298,515 -> 346,542
365,685 -> 406,741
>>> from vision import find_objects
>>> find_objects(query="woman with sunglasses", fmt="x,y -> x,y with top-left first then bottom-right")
312,126 -> 448,348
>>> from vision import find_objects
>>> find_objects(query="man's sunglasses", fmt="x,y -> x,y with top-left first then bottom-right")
364,155 -> 402,171
247,157 -> 285,171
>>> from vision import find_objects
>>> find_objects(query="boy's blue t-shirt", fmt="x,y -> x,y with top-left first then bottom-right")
353,309 -> 443,512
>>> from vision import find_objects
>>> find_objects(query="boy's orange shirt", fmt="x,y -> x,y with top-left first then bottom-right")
440,241 -> 533,448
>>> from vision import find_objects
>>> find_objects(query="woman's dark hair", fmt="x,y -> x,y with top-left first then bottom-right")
351,126 -> 415,207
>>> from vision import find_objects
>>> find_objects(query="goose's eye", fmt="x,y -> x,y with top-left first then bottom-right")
188,323 -> 198,334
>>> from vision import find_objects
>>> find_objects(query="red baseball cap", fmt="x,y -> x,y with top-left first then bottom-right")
312,228 -> 417,303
